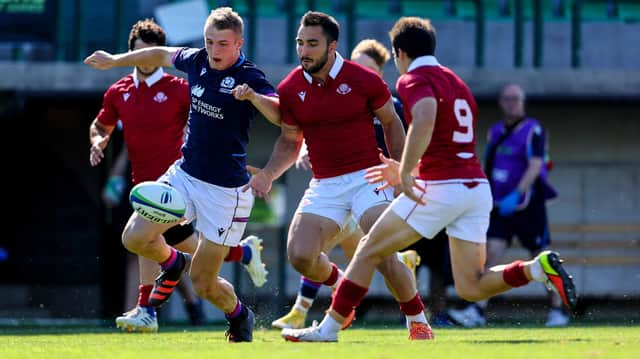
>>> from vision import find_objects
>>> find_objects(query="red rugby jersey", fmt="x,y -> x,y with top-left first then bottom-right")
279,54 -> 391,178
97,69 -> 189,184
396,56 -> 486,181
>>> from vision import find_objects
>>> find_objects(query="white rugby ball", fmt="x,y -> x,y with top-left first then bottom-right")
129,181 -> 186,224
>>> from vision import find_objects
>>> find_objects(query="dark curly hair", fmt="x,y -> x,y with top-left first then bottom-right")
128,18 -> 166,51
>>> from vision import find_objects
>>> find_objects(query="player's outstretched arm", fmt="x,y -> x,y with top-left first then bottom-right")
84,46 -> 180,70
243,122 -> 302,198
374,98 -> 406,161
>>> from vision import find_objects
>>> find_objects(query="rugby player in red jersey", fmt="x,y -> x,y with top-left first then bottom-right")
281,16 -> 576,342
244,11 -> 424,333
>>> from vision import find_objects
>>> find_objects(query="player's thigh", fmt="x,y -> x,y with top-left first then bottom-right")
295,176 -> 352,231
336,221 -> 364,259
356,208 -> 422,260
352,176 -> 393,233
123,212 -> 174,242
288,212 -> 341,259
327,216 -> 362,256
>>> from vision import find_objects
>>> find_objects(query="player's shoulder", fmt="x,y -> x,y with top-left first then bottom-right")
278,66 -> 304,92
162,73 -> 188,83
237,59 -> 267,78
106,75 -> 135,93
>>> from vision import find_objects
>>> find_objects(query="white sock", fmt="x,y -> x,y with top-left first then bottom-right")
405,312 -> 428,329
318,314 -> 341,335
293,296 -> 313,313
529,259 -> 546,282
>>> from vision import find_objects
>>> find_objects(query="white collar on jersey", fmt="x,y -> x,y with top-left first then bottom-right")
303,52 -> 344,84
407,55 -> 440,72
132,67 -> 164,88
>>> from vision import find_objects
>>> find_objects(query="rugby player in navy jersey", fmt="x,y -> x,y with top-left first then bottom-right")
85,7 -> 279,342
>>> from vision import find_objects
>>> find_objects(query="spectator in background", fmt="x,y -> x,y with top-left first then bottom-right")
447,83 -> 567,327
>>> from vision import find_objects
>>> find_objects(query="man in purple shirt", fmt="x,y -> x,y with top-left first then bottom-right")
448,83 -> 567,328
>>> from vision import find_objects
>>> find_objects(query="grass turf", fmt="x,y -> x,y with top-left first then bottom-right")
1,325 -> 638,359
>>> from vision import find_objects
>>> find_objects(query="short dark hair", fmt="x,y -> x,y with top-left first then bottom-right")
388,17 -> 436,59
300,11 -> 340,44
128,18 -> 166,51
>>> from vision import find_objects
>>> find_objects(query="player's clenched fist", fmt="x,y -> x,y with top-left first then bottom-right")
84,50 -> 117,70
232,83 -> 256,102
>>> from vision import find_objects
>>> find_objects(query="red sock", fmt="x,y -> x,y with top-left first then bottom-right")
503,260 -> 530,287
137,285 -> 153,307
225,245 -> 243,262
322,263 -> 340,287
399,293 -> 425,316
331,278 -> 368,318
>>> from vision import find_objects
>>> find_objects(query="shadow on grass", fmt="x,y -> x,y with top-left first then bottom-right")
0,324 -> 228,336
469,338 -> 591,344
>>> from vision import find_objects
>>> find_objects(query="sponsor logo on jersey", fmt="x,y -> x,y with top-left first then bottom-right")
123,93 -> 130,102
153,91 -> 168,103
191,85 -> 205,97
336,83 -> 352,95
297,91 -> 306,101
219,76 -> 235,94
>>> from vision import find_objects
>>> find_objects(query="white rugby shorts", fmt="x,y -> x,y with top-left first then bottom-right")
391,180 -> 492,243
295,168 -> 394,228
158,161 -> 254,247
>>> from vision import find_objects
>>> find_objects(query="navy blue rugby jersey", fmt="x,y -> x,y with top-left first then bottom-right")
173,48 -> 275,187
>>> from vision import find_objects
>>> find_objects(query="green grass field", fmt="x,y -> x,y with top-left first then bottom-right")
1,325 -> 639,359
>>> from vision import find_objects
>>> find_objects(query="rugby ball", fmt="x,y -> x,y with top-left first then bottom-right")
129,181 -> 186,224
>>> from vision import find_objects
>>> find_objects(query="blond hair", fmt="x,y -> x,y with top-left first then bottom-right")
351,39 -> 391,68
205,7 -> 243,35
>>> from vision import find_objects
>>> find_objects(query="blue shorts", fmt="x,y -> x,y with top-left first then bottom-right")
487,189 -> 550,253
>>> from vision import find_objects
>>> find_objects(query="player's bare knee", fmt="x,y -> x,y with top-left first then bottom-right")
121,225 -> 145,253
455,283 -> 484,302
288,252 -> 315,275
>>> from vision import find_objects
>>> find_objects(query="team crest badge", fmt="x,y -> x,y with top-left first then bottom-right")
336,83 -> 352,95
219,76 -> 235,94
153,91 -> 168,103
